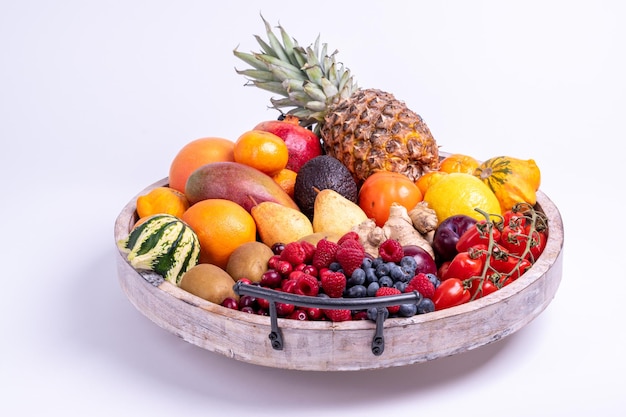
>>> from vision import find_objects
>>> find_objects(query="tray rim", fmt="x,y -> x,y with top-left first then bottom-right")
114,175 -> 564,371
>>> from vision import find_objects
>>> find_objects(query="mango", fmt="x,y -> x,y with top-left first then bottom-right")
185,162 -> 300,212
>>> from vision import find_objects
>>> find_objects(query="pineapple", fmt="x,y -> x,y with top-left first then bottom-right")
233,17 -> 440,183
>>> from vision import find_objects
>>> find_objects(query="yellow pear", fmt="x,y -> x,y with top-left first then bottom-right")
312,189 -> 368,236
251,201 -> 314,247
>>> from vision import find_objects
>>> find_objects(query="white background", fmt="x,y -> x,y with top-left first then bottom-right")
2,1 -> 624,415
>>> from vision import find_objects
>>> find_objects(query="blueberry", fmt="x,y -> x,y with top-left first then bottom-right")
379,275 -> 393,287
390,265 -> 411,282
371,257 -> 383,268
394,281 -> 408,292
417,298 -> 435,314
400,256 -> 417,271
346,284 -> 367,298
361,257 -> 373,269
367,307 -> 389,321
348,268 -> 366,286
375,263 -> 391,277
426,273 -> 440,289
366,281 -> 380,297
329,261 -> 342,272
364,267 -> 377,283
397,303 -> 418,317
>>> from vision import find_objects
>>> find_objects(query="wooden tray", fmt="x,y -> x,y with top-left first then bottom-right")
114,178 -> 564,371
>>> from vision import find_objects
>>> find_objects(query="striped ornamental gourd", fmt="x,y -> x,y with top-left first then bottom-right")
117,214 -> 200,285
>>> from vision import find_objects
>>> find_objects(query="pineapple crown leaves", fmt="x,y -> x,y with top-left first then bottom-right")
233,15 -> 358,127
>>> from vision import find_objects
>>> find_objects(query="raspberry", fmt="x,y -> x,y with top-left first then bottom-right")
405,273 -> 436,299
336,238 -> 365,276
291,271 -> 319,296
378,239 -> 404,263
324,309 -> 352,322
280,241 -> 306,266
300,240 -> 316,264
320,270 -> 346,298
337,231 -> 359,246
313,238 -> 340,270
375,286 -> 402,314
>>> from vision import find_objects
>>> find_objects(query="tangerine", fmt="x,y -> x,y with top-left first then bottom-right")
416,171 -> 448,196
136,186 -> 190,219
272,168 -> 298,197
181,199 -> 257,269
233,130 -> 289,176
358,171 -> 423,227
439,154 -> 480,174
168,137 -> 235,193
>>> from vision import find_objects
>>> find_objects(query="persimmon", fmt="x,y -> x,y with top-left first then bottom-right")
358,171 -> 423,227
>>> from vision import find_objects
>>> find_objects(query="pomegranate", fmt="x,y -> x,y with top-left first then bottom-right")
254,115 -> 323,173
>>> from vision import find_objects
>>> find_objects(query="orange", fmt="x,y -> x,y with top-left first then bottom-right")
358,171 -> 423,227
181,199 -> 257,269
416,171 -> 448,196
136,187 -> 190,219
439,153 -> 480,174
233,130 -> 289,176
272,168 -> 297,197
169,137 -> 235,193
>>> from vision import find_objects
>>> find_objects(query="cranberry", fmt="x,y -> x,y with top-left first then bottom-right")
257,297 -> 270,310
238,295 -> 257,310
261,270 -> 282,288
275,302 -> 295,317
240,306 -> 256,314
306,307 -> 324,320
288,309 -> 308,321
221,297 -> 239,310
271,243 -> 285,255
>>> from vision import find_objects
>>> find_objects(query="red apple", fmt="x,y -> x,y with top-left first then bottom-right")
254,115 -> 323,173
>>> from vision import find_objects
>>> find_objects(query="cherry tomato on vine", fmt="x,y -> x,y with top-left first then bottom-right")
358,171 -> 423,227
432,278 -> 471,310
440,247 -> 487,281
499,223 -> 529,257
456,220 -> 502,253
465,277 -> 498,300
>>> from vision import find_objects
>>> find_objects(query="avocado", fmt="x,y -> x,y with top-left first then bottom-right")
293,155 -> 358,219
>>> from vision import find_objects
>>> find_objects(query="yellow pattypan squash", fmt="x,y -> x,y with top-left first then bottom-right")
473,156 -> 541,211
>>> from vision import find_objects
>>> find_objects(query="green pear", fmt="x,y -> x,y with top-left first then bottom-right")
251,201 -> 314,247
312,189 -> 369,236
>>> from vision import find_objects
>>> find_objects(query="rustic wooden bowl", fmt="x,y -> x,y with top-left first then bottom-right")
114,178 -> 564,371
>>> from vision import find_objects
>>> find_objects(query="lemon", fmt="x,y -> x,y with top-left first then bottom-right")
423,172 -> 502,225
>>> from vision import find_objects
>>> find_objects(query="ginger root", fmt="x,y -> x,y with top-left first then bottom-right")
352,219 -> 387,258
408,201 -> 438,234
352,203 -> 436,259
382,203 -> 435,259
